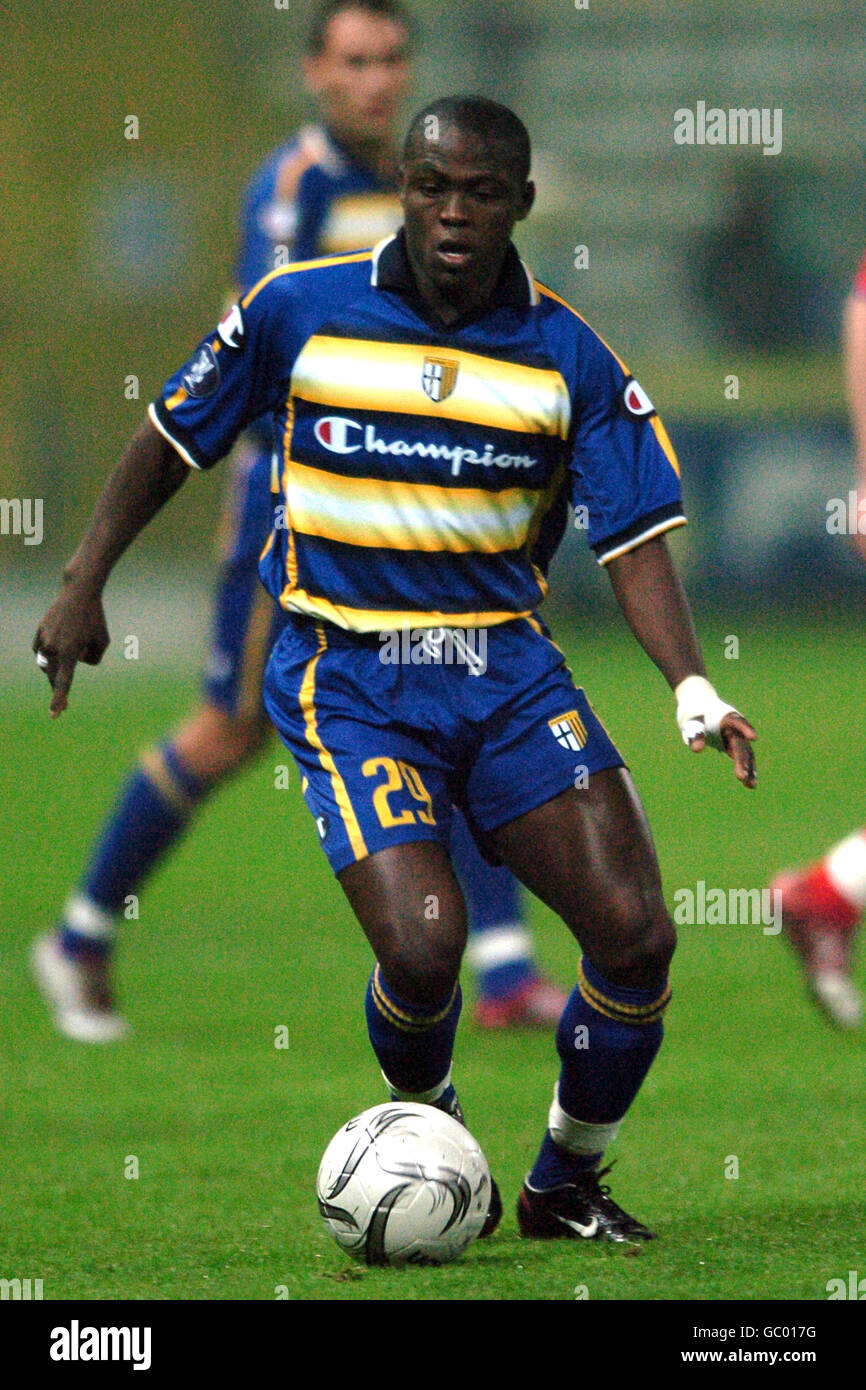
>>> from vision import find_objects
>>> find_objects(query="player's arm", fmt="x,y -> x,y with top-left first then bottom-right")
606,535 -> 756,788
567,318 -> 755,788
36,262 -> 290,716
235,146 -> 303,297
33,419 -> 190,716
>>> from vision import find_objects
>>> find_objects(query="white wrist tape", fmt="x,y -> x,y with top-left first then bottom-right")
674,674 -> 738,750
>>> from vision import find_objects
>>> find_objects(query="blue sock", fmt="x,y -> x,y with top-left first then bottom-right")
365,965 -> 462,1097
528,956 -> 670,1189
449,810 -> 535,1000
59,743 -> 206,960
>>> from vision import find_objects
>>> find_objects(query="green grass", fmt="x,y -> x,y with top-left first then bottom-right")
2,612 -> 865,1301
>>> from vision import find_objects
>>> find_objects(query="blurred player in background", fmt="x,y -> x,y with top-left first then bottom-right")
771,253 -> 866,1029
32,0 -> 564,1043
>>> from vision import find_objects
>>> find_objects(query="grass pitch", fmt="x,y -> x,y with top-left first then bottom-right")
3,610 -> 865,1302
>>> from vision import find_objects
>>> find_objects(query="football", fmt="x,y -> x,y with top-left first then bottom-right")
316,1101 -> 492,1266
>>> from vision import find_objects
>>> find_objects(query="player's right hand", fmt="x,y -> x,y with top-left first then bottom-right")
33,583 -> 110,717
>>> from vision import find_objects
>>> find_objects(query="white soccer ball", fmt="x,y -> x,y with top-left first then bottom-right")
316,1101 -> 492,1267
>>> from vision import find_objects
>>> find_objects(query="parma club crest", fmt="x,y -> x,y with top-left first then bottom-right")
548,710 -> 588,752
422,356 -> 459,403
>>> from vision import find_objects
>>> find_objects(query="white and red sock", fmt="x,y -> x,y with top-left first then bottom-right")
801,829 -> 866,929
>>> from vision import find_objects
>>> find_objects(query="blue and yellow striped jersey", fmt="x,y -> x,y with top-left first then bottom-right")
149,231 -> 684,632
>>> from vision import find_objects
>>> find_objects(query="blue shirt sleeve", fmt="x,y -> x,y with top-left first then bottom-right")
148,276 -> 293,470
567,321 -> 685,564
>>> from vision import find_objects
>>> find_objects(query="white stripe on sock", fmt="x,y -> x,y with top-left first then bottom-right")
382,1067 -> 452,1104
466,925 -> 534,971
548,1083 -> 621,1154
825,830 -> 866,910
63,894 -> 114,940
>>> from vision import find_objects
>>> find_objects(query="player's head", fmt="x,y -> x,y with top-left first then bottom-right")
399,96 -> 535,317
304,1 -> 414,150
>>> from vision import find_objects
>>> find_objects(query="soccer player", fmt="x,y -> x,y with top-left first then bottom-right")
770,252 -> 866,1029
35,97 -> 757,1241
32,0 -> 564,1044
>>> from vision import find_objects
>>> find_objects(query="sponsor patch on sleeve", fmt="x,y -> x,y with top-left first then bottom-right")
181,343 -> 221,398
621,376 -> 655,419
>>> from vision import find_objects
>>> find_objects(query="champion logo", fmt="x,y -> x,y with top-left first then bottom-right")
314,416 -> 363,453
622,377 -> 655,418
313,416 -> 539,478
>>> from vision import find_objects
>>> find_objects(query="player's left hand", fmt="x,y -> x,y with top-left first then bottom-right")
702,710 -> 757,789
675,675 -> 757,789
33,582 -> 110,717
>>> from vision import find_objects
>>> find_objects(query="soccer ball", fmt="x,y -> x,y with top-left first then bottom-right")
316,1101 -> 492,1267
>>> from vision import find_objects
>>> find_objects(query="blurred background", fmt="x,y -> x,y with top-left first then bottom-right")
3,0 -> 866,676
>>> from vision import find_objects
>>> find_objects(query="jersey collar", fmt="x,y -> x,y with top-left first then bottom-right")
371,229 -> 538,317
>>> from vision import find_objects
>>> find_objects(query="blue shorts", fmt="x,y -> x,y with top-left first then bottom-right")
263,613 -> 624,876
201,441 -> 289,716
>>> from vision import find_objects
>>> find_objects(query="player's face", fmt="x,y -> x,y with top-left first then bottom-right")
400,127 -> 535,321
304,10 -> 411,150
